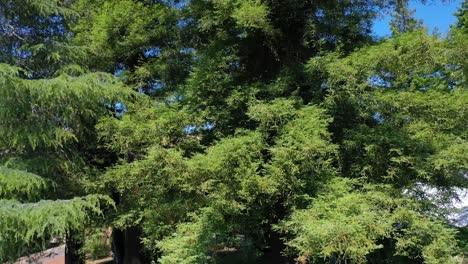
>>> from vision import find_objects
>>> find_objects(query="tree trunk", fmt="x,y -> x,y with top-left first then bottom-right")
260,200 -> 292,264
112,226 -> 150,264
65,231 -> 85,264
259,230 -> 291,264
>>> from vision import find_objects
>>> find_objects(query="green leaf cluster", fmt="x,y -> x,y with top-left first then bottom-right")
277,178 -> 459,264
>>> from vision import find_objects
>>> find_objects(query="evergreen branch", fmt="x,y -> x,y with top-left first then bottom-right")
0,167 -> 49,201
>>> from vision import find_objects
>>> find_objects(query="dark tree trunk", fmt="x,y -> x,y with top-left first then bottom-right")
112,226 -> 150,264
259,230 -> 291,264
110,153 -> 150,264
112,228 -> 125,264
65,231 -> 85,264
259,199 -> 292,264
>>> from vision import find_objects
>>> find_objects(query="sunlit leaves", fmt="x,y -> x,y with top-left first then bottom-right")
0,195 -> 113,262
0,63 -> 132,150
0,167 -> 49,201
277,178 -> 460,264
231,0 -> 273,34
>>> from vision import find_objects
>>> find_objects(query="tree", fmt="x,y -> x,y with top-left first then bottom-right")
277,178 -> 460,264
83,1 -> 467,263
389,0 -> 423,36
0,166 -> 108,263
0,0 -> 86,78
1,0 -> 466,263
0,63 -> 131,263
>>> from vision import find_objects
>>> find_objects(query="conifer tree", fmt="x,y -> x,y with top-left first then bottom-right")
0,63 -> 131,262
1,1 -> 466,263
389,0 -> 423,36
0,0 -> 86,78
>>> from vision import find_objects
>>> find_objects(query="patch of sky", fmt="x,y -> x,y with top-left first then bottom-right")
228,61 -> 240,70
183,125 -> 197,134
1,18 -> 32,40
12,48 -> 32,59
183,122 -> 215,135
416,71 -> 443,91
202,122 -> 215,130
445,65 -> 461,70
373,112 -> 384,124
115,101 -> 127,117
174,0 -> 188,11
50,17 -> 67,34
320,34 -> 337,45
19,26 -> 33,35
448,80 -> 458,90
372,0 -> 463,38
344,7 -> 353,16
149,81 -> 166,91
138,81 -> 166,95
367,75 -> 391,88
166,95 -> 183,104
114,63 -> 126,77
143,47 -> 161,58
404,182 -> 468,227
50,16 -> 63,23
237,32 -> 248,39
315,9 -> 325,18
320,81 -> 329,91
160,0 -> 186,8
102,101 -> 127,117
421,71 -> 444,79
177,18 -> 193,28
192,54 -> 201,62
180,47 -> 195,54
356,99 -> 367,106
402,116 -> 411,123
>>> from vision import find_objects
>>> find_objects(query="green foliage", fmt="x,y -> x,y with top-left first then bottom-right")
157,208 -> 226,264
1,0 -> 467,263
266,105 -> 337,206
0,167 -> 49,201
317,30 -> 467,188
0,0 -> 82,77
231,0 -> 273,33
97,100 -> 203,158
277,178 -> 460,264
188,132 -> 268,209
104,131 -> 269,254
83,227 -> 111,260
449,0 -> 468,83
0,195 -> 112,262
454,0 -> 468,32
247,98 -> 299,132
71,0 -> 187,95
105,101 -> 337,261
389,0 -> 423,36
73,0 -> 176,68
0,63 -> 131,150
0,46 -> 130,260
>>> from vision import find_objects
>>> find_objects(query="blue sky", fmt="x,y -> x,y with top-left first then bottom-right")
372,0 -> 463,37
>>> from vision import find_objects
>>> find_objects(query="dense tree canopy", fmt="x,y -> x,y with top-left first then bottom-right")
0,0 -> 466,263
